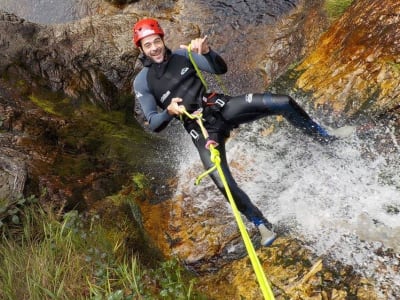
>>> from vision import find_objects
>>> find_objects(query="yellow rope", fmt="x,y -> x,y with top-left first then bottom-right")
182,109 -> 275,300
187,44 -> 229,95
188,44 -> 209,91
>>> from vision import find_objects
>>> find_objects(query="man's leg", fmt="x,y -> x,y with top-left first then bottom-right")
221,93 -> 335,143
190,128 -> 276,246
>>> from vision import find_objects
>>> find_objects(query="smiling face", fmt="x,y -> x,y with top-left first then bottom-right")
140,34 -> 166,63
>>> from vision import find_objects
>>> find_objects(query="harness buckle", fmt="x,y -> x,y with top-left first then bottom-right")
189,129 -> 200,140
215,98 -> 225,108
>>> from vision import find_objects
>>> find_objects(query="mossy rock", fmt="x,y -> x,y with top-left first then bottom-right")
89,175 -> 163,266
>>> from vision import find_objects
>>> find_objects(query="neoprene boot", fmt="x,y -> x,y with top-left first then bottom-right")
251,217 -> 277,247
258,224 -> 277,247
303,119 -> 337,144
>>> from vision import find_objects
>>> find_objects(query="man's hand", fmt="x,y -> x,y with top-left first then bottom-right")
180,36 -> 210,55
167,98 -> 185,116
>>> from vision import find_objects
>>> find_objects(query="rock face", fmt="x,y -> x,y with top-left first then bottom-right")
0,147 -> 26,200
0,0 -> 328,107
0,9 -> 199,203
295,0 -> 400,119
0,10 -> 138,109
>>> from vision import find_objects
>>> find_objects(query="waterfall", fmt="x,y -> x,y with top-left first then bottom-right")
180,115 -> 400,296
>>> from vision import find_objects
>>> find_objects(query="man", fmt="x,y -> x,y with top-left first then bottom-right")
133,18 -> 335,247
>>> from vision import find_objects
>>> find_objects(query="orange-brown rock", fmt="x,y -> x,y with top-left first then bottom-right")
296,0 -> 400,118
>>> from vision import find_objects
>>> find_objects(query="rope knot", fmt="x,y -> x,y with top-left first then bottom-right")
205,139 -> 218,150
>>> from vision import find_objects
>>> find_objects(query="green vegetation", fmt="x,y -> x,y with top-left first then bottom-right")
0,197 -> 206,300
324,0 -> 354,21
0,195 -> 38,229
387,61 -> 400,73
27,89 -> 157,175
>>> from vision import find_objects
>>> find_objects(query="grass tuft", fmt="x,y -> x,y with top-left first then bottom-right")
0,201 -> 205,299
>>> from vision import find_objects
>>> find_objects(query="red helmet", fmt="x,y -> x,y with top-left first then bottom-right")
133,18 -> 164,47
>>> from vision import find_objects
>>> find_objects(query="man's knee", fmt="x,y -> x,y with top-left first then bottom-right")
262,93 -> 292,111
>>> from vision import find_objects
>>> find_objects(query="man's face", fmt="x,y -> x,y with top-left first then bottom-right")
140,34 -> 165,63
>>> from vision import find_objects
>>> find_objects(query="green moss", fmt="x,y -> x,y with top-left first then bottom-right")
324,0 -> 354,21
387,61 -> 400,73
53,155 -> 95,179
353,87 -> 380,117
26,87 -> 157,170
29,94 -> 59,115
96,183 -> 163,266
62,107 -> 152,166
29,93 -> 74,117
132,173 -> 147,190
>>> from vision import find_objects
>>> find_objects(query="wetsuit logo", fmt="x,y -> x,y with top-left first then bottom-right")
245,94 -> 253,103
181,67 -> 189,75
160,90 -> 171,103
135,91 -> 143,99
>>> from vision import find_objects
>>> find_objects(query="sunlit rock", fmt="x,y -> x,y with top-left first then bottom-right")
295,0 -> 400,119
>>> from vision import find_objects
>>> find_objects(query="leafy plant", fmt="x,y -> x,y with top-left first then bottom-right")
152,259 -> 198,299
0,195 -> 37,229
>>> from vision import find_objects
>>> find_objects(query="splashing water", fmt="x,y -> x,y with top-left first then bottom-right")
176,116 -> 400,298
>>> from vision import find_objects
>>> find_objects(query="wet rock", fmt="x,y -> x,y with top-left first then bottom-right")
0,9 -> 199,110
0,75 -> 164,212
295,0 -> 400,120
0,147 -> 27,200
176,0 -> 329,93
0,0 -> 327,111
0,10 -> 136,109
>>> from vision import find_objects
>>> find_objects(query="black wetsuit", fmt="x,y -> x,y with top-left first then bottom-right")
133,47 -> 331,226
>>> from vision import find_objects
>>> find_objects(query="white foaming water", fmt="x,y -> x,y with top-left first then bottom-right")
175,118 -> 400,298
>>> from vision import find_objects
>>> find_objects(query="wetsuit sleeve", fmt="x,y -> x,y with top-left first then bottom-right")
133,70 -> 173,132
175,48 -> 227,74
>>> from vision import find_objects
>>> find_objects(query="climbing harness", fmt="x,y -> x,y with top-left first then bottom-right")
182,108 -> 275,300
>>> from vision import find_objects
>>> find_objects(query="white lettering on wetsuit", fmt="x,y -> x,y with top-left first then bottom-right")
181,67 -> 189,75
245,94 -> 253,103
160,90 -> 171,103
